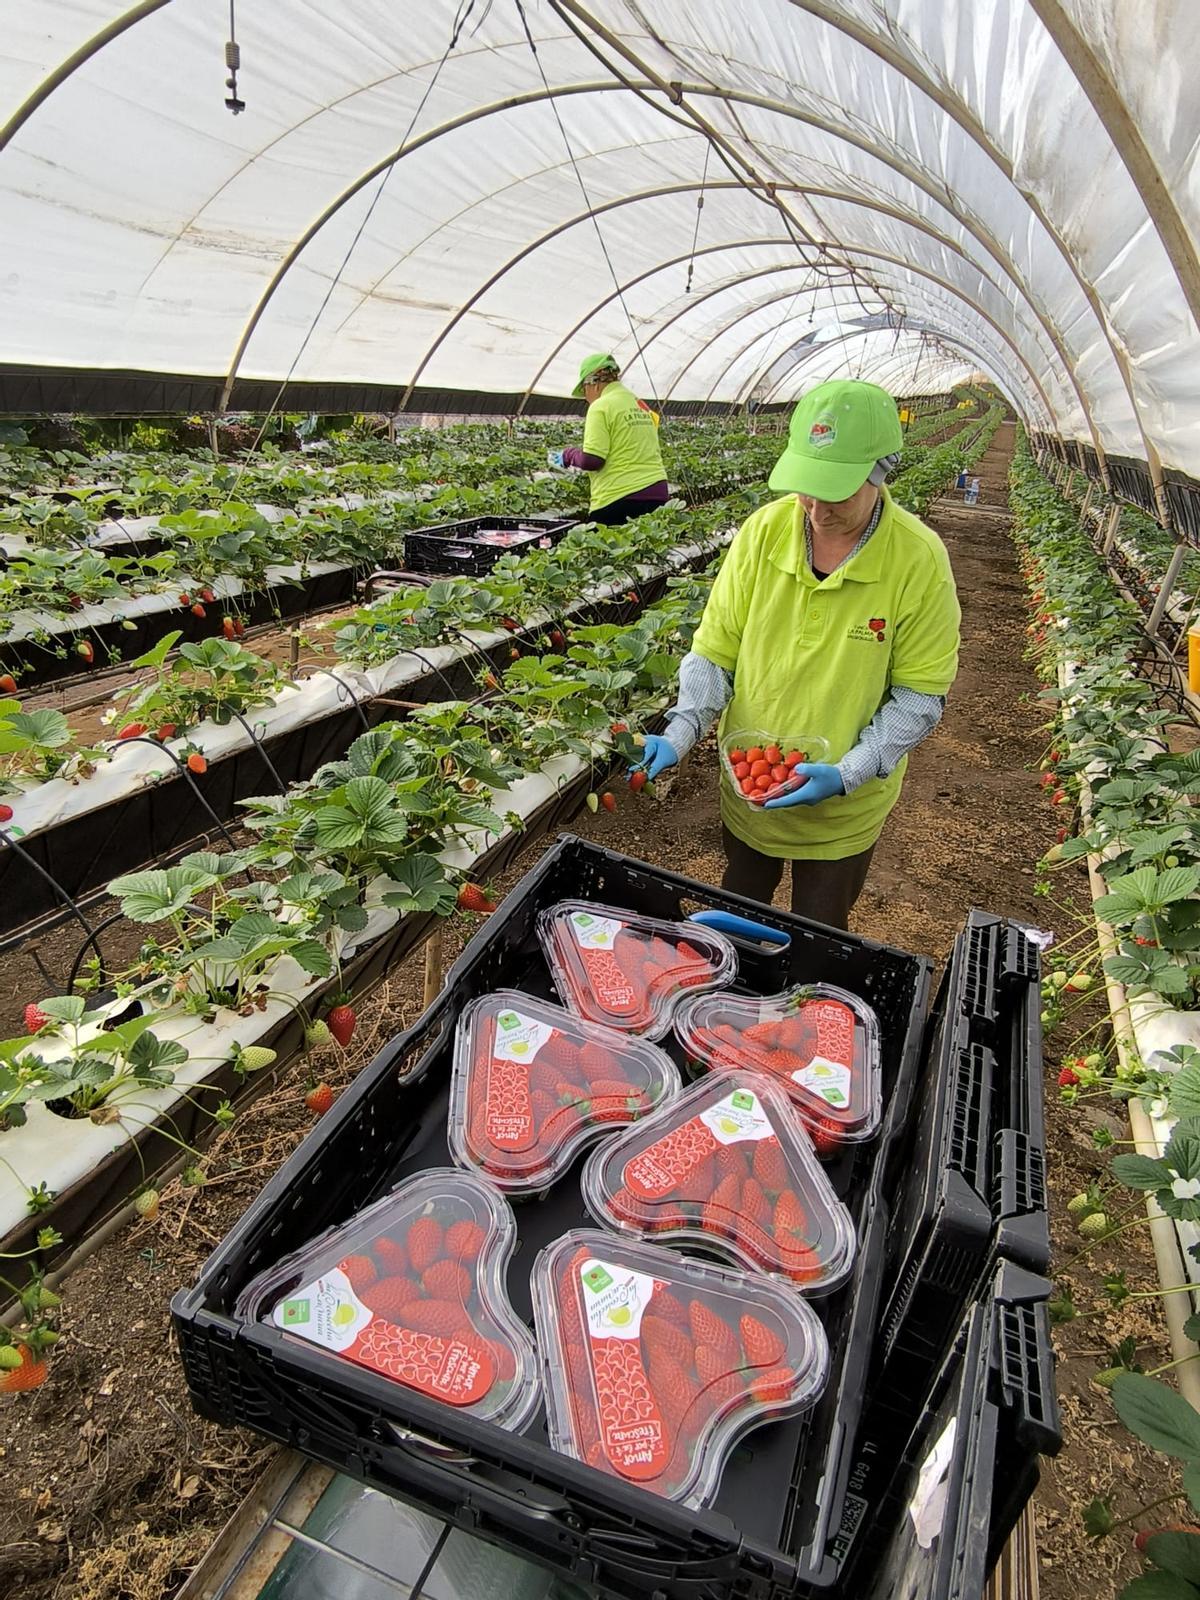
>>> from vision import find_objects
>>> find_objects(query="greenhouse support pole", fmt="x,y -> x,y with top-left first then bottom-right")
1102,504 -> 1121,554
1147,543 -> 1188,637
423,928 -> 443,1008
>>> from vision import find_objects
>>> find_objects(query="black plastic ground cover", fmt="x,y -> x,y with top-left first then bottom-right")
829,1259 -> 1060,1600
1,561 -> 366,689
875,912 -> 1048,1399
403,514 -> 578,577
0,765 -> 617,1277
172,836 -> 938,1600
0,557 -> 704,936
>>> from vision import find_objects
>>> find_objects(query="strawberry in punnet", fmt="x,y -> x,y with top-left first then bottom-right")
341,1252 -> 378,1292
305,1082 -> 334,1116
423,1259 -> 471,1303
0,1344 -> 48,1394
740,1313 -> 785,1368
444,1219 -> 486,1262
457,882 -> 498,914
374,1235 -> 409,1275
406,1217 -> 443,1274
23,1003 -> 50,1034
327,1003 -> 357,1047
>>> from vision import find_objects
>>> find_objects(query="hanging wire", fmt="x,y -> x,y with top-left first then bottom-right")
229,1 -> 480,485
684,143 -> 711,295
513,0 -> 662,408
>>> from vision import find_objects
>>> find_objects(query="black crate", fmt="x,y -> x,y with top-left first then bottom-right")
875,912 -> 1048,1397
403,514 -> 578,577
830,1259 -> 1060,1599
173,837 -> 935,1600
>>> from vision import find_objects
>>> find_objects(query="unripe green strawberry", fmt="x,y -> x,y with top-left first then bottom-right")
1078,1212 -> 1110,1239
0,1345 -> 22,1371
1084,1053 -> 1105,1070
586,792 -> 599,813
134,1188 -> 160,1221
236,1046 -> 276,1073
1066,1192 -> 1095,1215
181,1165 -> 207,1188
305,1020 -> 333,1049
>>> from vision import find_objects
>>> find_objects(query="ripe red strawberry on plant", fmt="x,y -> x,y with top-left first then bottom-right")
457,882 -> 497,914
1057,1065 -> 1080,1088
222,617 -> 236,640
0,803 -> 12,823
186,751 -> 207,774
0,1343 -> 49,1393
305,1082 -> 334,1115
327,1003 -> 356,1047
117,722 -> 146,740
23,1003 -> 50,1034
0,674 -> 17,694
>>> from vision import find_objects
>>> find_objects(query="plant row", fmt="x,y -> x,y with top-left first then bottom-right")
1010,434 -> 1200,1596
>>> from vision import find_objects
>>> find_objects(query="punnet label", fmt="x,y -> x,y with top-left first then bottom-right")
579,1257 -> 655,1341
793,1057 -> 851,1107
274,1263 -> 493,1405
491,1008 -> 554,1063
698,1087 -> 774,1144
569,912 -> 625,949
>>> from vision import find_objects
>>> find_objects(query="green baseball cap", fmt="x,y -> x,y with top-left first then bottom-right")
768,379 -> 903,500
572,352 -> 619,398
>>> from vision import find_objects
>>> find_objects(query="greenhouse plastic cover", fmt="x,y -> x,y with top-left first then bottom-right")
2,2 -> 1199,475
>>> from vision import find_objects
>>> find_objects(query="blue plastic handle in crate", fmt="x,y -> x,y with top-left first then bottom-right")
687,908 -> 791,948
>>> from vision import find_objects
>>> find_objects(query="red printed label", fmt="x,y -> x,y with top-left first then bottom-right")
578,946 -> 641,1016
484,1055 -> 535,1151
273,1271 -> 494,1405
624,1115 -> 719,1199
809,999 -> 855,1068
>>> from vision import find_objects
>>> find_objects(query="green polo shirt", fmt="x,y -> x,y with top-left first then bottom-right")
691,488 -> 960,859
581,383 -> 666,511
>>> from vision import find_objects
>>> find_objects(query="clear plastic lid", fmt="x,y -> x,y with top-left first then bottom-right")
448,990 -> 681,1195
233,1169 -> 540,1432
673,984 -> 883,1152
536,900 -> 737,1039
719,729 -> 830,807
580,1070 -> 856,1294
531,1229 -> 829,1507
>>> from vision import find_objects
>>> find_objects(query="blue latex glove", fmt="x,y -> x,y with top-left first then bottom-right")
547,448 -> 565,469
632,733 -> 678,781
762,762 -> 844,808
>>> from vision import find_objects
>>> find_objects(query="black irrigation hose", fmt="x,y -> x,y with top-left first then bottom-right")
121,736 -> 243,853
0,826 -> 99,951
228,710 -> 288,795
66,906 -> 126,995
314,666 -> 371,731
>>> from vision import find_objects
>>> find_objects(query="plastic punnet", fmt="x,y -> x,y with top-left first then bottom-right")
531,1229 -> 828,1507
720,728 -> 830,807
674,984 -> 883,1153
537,900 -> 736,1039
580,1070 -> 856,1293
448,990 -> 681,1195
234,1169 -> 539,1431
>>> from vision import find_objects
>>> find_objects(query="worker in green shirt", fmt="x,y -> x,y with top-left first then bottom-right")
549,354 -> 669,524
633,379 -> 961,930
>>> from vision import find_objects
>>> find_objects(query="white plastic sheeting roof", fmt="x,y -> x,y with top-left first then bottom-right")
2,1 -> 1198,477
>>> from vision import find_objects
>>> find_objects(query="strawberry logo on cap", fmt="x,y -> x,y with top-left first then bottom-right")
808,414 -> 837,450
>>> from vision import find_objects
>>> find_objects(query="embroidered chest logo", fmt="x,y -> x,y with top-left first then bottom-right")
847,616 -> 888,644
808,414 -> 837,450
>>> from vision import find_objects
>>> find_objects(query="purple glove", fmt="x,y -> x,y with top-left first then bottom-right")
560,445 -> 586,469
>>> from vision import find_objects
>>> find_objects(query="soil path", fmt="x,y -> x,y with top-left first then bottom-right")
0,424 -> 1163,1599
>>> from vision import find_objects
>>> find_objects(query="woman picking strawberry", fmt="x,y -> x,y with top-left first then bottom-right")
634,379 -> 961,931
548,354 -> 668,526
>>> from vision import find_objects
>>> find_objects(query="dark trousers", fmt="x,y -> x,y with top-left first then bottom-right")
720,824 -> 875,932
591,495 -> 665,526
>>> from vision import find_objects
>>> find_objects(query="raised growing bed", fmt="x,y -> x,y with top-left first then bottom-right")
0,537 -> 724,933
0,738 -> 637,1278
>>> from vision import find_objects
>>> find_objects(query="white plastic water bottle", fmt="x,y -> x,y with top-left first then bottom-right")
965,477 -> 980,505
